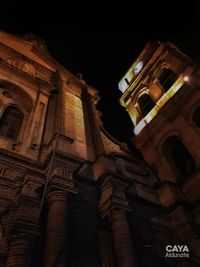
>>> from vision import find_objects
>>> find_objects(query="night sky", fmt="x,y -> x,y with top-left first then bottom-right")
0,2 -> 200,149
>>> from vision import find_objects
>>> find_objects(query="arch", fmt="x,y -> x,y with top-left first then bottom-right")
158,68 -> 178,92
0,106 -> 24,140
162,136 -> 195,180
0,80 -> 33,112
192,106 -> 200,128
138,93 -> 155,117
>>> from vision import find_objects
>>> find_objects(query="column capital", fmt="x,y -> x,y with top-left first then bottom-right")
7,232 -> 32,244
99,175 -> 130,218
46,189 -> 70,205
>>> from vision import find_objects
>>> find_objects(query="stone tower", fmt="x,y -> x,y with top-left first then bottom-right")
119,40 -> 200,266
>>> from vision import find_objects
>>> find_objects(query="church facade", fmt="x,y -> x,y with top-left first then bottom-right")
0,31 -> 199,267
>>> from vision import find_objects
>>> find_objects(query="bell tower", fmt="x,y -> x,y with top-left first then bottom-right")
119,40 -> 200,188
119,40 -> 200,260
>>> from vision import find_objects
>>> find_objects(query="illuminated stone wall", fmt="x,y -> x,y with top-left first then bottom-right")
0,31 -> 199,267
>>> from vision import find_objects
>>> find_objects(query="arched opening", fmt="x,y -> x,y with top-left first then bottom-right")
0,79 -> 33,112
0,106 -> 24,140
158,68 -> 178,92
163,136 -> 195,180
192,106 -> 200,128
138,94 -> 155,117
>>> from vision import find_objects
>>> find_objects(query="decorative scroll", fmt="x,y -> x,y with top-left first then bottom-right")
6,57 -> 36,77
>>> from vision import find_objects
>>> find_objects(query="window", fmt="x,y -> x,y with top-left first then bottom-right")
0,106 -> 24,140
158,68 -> 178,92
138,94 -> 155,117
192,106 -> 200,128
163,136 -> 195,180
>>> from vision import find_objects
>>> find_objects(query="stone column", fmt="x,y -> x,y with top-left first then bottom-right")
99,229 -> 115,267
6,233 -> 32,267
111,209 -> 138,267
5,188 -> 41,267
99,175 -> 138,267
44,190 -> 69,267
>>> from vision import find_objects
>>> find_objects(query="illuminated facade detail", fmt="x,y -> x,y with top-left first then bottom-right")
119,40 -> 200,265
133,61 -> 143,75
183,75 -> 189,82
134,76 -> 185,135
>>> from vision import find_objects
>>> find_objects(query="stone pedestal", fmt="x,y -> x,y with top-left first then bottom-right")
44,190 -> 69,267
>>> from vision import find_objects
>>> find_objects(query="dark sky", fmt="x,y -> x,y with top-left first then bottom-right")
0,2 -> 200,149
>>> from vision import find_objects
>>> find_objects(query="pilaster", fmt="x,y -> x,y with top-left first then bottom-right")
99,175 -> 138,267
